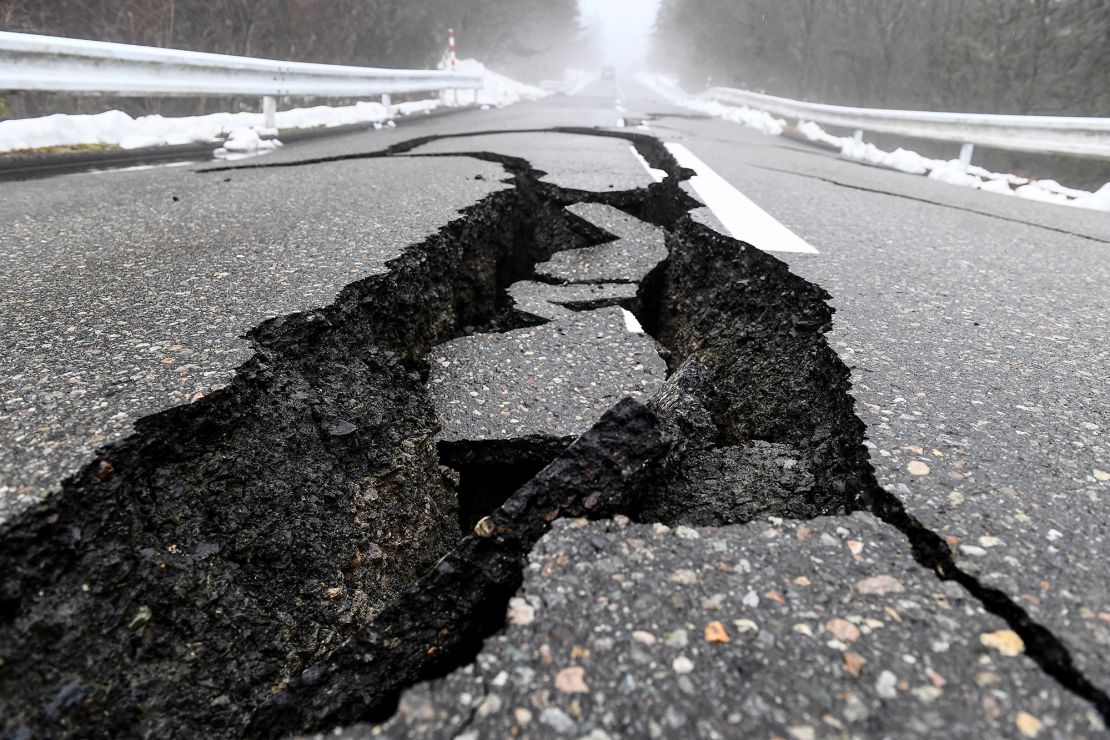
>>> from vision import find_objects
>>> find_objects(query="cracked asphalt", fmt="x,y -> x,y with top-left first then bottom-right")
2,77 -> 1108,735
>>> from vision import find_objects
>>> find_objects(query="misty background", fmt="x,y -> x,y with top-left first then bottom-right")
2,0 -> 1107,118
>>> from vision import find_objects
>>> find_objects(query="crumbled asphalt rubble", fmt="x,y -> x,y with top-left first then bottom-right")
1,128 -> 1108,739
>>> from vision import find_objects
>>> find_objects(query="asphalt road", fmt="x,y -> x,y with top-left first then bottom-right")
1,77 -> 1107,736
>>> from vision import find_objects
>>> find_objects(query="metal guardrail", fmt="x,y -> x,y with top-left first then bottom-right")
0,31 -> 483,126
704,87 -> 1110,161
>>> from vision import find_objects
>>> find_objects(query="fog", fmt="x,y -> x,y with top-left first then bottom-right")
578,0 -> 662,70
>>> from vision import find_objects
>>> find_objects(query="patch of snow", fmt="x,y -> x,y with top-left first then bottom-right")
214,127 -> 283,158
1014,182 -> 1073,205
670,95 -> 1106,213
448,59 -> 551,108
927,159 -> 982,188
797,120 -> 849,148
1069,183 -> 1110,212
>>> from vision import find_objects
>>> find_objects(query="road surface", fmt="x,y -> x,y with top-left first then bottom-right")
0,78 -> 1107,738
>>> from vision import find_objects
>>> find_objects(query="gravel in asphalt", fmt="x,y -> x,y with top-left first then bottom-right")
363,514 -> 1105,738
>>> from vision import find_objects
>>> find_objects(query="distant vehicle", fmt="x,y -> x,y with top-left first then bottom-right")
601,66 -> 615,80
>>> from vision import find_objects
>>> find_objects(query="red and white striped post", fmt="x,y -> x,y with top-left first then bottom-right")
445,28 -> 459,106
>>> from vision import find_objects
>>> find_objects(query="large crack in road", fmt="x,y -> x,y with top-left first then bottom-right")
0,129 -> 1106,739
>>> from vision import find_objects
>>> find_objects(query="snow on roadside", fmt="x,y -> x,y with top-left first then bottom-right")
451,59 -> 551,108
639,73 -> 1109,213
0,59 -> 546,157
638,74 -> 784,135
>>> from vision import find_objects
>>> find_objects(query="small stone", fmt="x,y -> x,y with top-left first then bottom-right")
96,460 -> 115,482
980,630 -> 1024,657
508,597 -> 535,626
631,630 -> 656,646
925,667 -> 946,688
324,418 -> 357,437
742,590 -> 760,607
826,618 -> 861,642
474,517 -> 496,538
514,707 -> 532,725
843,651 -> 867,678
733,619 -> 759,634
855,575 -> 905,595
664,629 -> 688,648
1015,711 -> 1043,737
671,569 -> 698,585
907,460 -> 931,476
912,686 -> 942,703
1094,469 -> 1110,482
788,726 -> 816,740
128,605 -> 152,631
554,666 -> 588,693
539,706 -> 576,734
875,670 -> 898,698
976,671 -> 1001,687
704,621 -> 730,643
672,656 -> 694,674
675,525 -> 700,540
847,540 -> 864,556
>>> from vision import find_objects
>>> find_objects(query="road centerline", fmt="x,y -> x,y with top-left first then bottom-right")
663,142 -> 820,255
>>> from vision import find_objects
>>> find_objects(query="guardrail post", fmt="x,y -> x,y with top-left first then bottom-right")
262,95 -> 277,129
381,93 -> 392,119
959,143 -> 974,168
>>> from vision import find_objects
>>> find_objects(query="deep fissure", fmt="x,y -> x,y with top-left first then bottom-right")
0,128 -> 1105,740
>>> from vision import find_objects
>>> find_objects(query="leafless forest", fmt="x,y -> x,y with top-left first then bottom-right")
654,0 -> 1110,116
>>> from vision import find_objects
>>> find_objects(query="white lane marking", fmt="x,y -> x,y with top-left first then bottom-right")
629,145 -> 666,183
621,308 -> 644,334
664,143 -> 819,255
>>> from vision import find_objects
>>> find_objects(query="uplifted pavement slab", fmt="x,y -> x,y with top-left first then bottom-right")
535,208 -> 667,284
507,280 -> 639,321
566,202 -> 666,243
364,514 -> 1104,739
430,307 -> 665,442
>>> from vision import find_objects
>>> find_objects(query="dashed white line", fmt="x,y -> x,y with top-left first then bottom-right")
663,143 -> 819,255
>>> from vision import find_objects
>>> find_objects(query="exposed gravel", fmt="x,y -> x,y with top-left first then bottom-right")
363,515 -> 1105,739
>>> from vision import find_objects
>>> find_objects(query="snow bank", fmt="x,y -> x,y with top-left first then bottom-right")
637,73 -> 786,136
0,59 -> 546,156
0,103 -> 397,155
449,59 -> 551,108
644,77 -> 1109,213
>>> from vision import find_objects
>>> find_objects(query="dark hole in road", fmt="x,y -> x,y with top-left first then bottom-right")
1,127 -> 1106,740
439,438 -> 573,533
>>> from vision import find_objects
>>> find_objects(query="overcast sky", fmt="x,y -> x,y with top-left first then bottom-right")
578,0 -> 662,68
